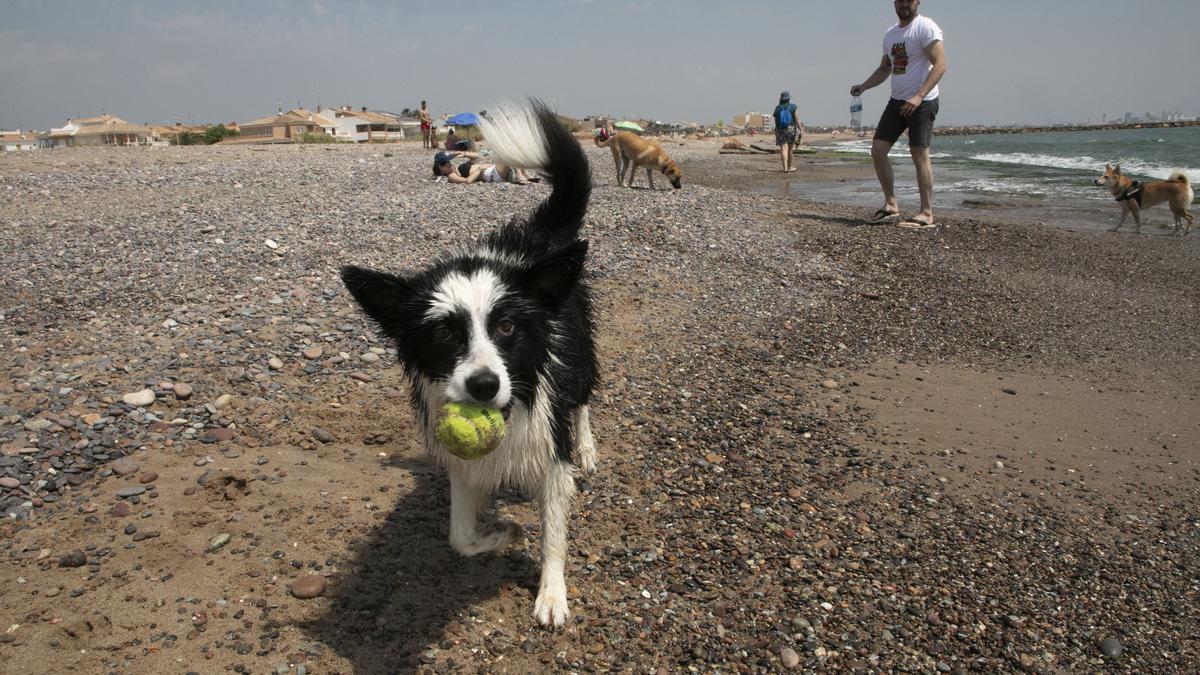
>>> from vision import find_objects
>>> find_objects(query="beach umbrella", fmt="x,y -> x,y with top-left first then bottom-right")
446,112 -> 482,127
614,120 -> 644,133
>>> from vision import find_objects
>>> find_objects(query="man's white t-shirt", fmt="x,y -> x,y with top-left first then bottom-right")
883,15 -> 943,102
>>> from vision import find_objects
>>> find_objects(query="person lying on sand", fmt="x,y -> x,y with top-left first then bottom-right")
431,150 -> 537,185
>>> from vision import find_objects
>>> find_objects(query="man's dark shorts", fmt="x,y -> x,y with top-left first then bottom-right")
874,97 -> 939,147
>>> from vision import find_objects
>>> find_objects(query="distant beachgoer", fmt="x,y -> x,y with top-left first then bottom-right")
851,0 -> 947,229
419,101 -> 432,149
773,92 -> 801,173
443,127 -> 472,151
431,150 -> 534,185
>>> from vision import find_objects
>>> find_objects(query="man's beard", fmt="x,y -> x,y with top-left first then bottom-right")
896,6 -> 915,20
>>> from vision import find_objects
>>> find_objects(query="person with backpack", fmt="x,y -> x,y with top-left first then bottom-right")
773,91 -> 801,173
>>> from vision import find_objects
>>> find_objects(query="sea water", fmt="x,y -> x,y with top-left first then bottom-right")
807,126 -> 1200,233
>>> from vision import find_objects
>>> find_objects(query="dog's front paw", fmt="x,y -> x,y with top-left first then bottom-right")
578,454 -> 597,475
577,440 -> 597,475
451,519 -> 522,556
487,518 -> 523,548
533,584 -> 570,628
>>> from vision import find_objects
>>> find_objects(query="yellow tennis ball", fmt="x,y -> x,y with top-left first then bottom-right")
435,402 -> 505,459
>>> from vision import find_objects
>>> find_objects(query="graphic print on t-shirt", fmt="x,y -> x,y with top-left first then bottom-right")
890,42 -> 909,75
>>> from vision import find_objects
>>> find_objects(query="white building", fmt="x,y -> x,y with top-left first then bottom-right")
317,106 -> 405,143
287,108 -> 338,136
316,106 -> 366,142
1,130 -> 38,151
40,119 -> 81,148
37,114 -> 156,148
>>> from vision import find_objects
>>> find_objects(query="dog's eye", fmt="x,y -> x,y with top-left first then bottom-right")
495,318 -> 515,337
434,326 -> 453,341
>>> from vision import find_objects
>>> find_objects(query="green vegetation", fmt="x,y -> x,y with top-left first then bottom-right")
175,125 -> 239,146
204,125 -> 238,144
299,133 -> 341,144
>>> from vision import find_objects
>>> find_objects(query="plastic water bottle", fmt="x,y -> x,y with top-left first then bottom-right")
850,95 -> 863,129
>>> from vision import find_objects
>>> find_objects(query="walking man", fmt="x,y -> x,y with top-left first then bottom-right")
851,0 -> 947,229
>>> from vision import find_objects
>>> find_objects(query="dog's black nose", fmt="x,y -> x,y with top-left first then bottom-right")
466,371 -> 500,402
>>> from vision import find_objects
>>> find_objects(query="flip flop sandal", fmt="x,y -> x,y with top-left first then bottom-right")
896,218 -> 938,230
867,209 -> 901,224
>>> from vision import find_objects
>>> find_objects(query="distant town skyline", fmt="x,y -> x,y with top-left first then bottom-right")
3,0 -> 1199,130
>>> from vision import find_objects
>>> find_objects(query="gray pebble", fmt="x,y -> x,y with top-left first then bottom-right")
1100,637 -> 1123,658
110,457 -> 140,476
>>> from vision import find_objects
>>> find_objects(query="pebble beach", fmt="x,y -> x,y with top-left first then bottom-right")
1,140 -> 1197,673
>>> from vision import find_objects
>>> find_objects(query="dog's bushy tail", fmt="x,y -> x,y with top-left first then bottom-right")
480,99 -> 591,240
1169,170 -> 1190,185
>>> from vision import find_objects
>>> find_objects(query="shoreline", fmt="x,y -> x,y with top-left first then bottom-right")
931,119 -> 1200,136
0,144 -> 1197,672
675,131 -> 1196,235
796,120 -> 1200,137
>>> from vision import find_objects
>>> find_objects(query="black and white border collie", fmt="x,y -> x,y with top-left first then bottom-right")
340,100 -> 598,627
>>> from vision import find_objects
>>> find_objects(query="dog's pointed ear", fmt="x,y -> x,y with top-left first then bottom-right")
1105,162 -> 1113,171
523,240 -> 589,305
341,265 -> 415,332
1114,164 -> 1122,175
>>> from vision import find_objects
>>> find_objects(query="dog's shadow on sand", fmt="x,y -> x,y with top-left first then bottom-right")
300,457 -> 537,674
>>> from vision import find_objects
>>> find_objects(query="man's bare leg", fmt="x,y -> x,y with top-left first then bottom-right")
910,145 -> 934,223
872,138 -> 898,213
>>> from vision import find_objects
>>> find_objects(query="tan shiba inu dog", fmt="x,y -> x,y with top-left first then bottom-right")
1094,163 -> 1194,235
594,129 -> 682,190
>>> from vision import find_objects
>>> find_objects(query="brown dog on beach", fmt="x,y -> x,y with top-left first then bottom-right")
1094,163 -> 1194,235
594,130 -> 682,190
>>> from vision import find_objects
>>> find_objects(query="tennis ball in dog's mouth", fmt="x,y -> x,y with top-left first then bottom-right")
435,402 -> 505,459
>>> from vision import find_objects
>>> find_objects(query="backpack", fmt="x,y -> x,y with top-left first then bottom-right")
777,104 -> 794,127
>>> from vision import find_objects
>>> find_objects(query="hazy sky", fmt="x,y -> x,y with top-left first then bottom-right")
3,0 -> 1199,130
